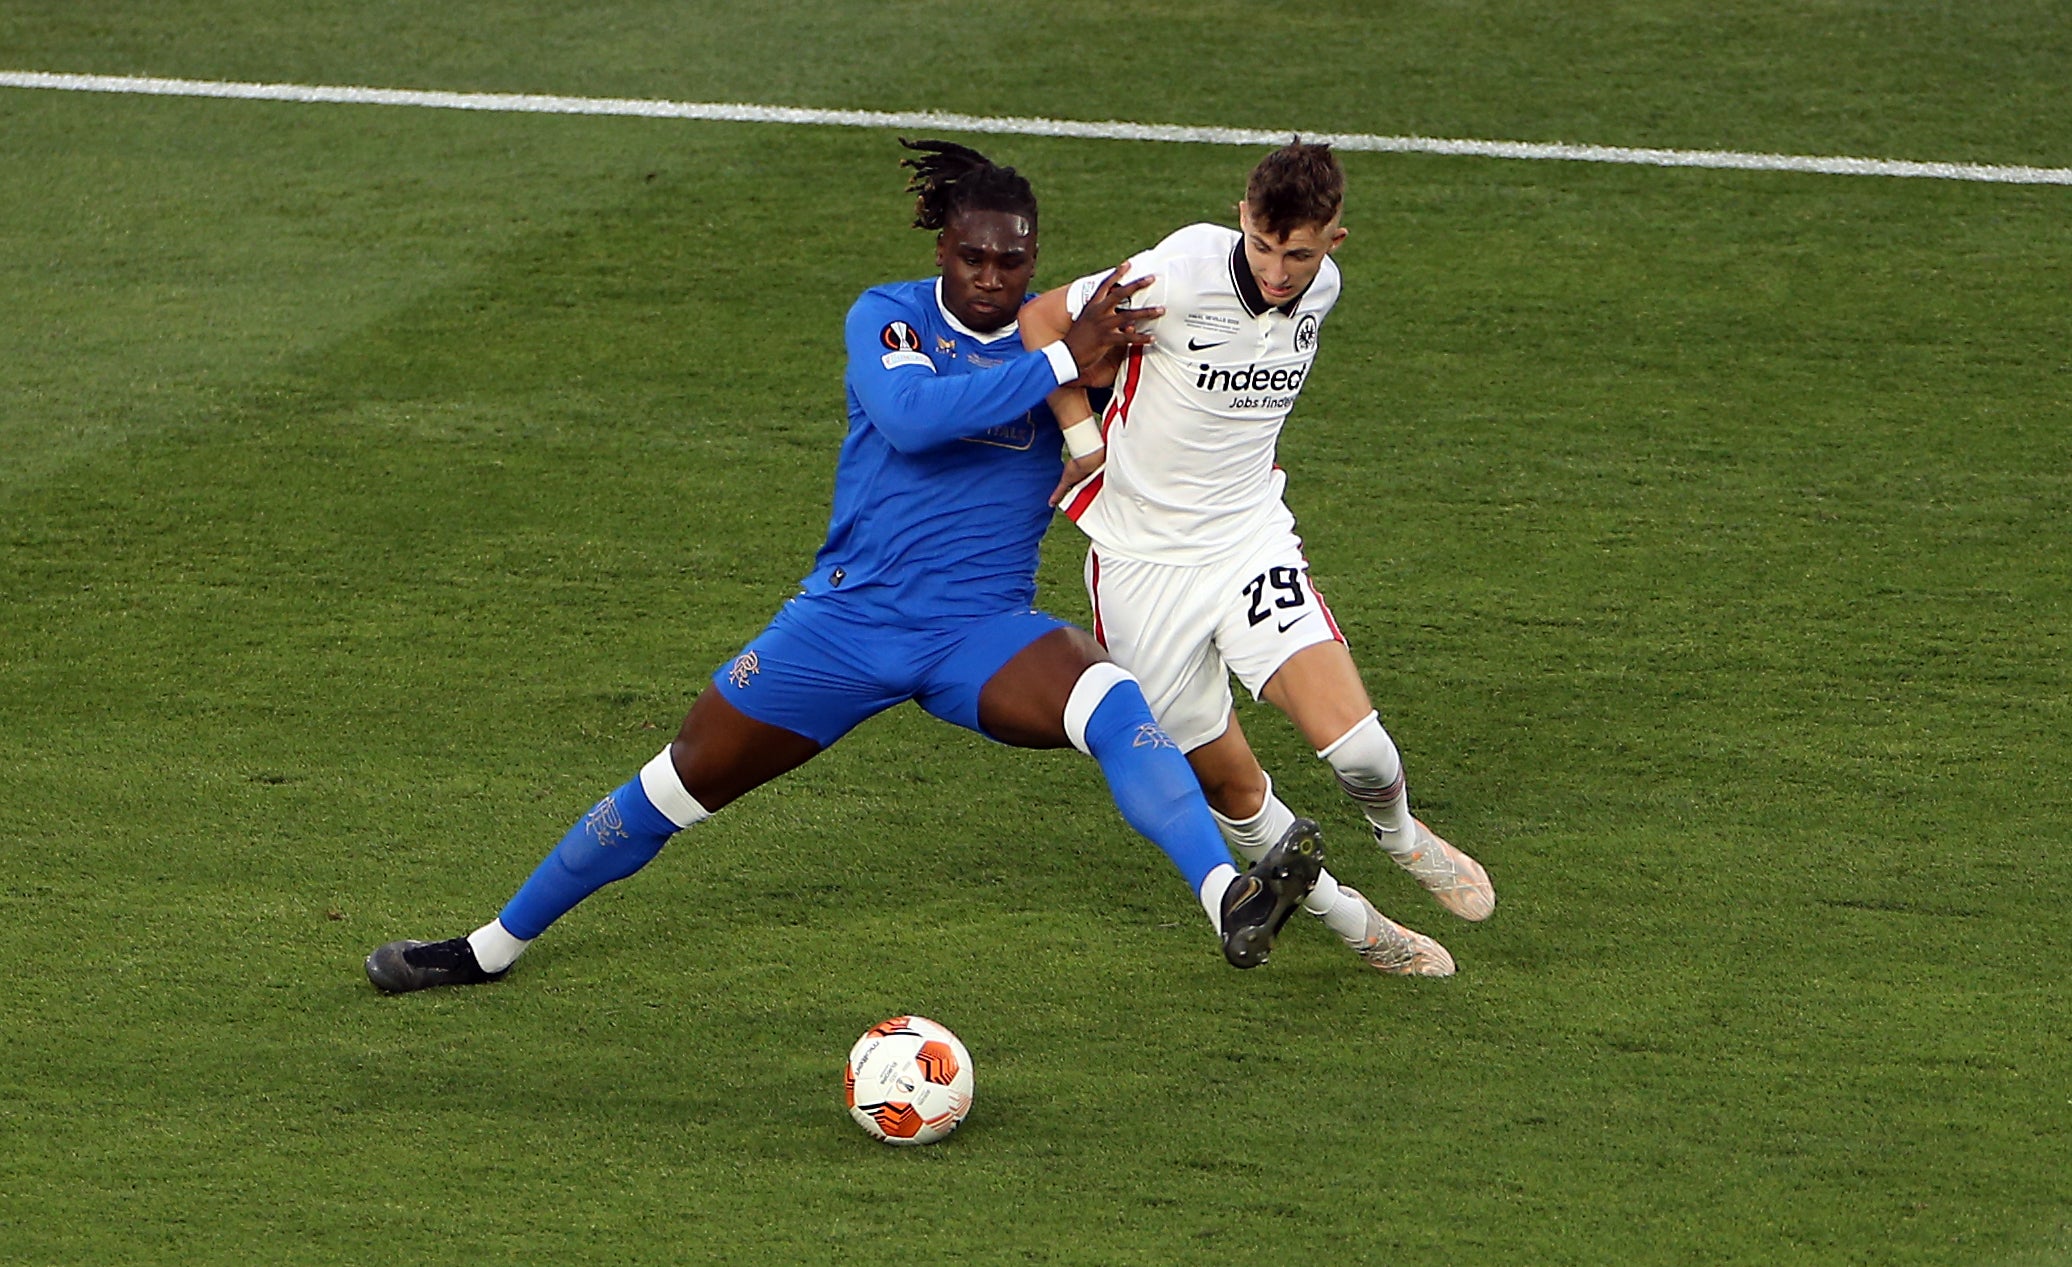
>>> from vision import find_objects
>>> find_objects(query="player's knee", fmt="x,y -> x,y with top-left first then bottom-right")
1198,765 -> 1269,822
1183,720 -> 1267,819
1062,661 -> 1148,756
1317,710 -> 1401,790
643,746 -> 713,828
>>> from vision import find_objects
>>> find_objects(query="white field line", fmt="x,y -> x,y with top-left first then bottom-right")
4,69 -> 2069,186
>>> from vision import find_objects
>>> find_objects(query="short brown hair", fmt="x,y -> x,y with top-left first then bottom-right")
1244,141 -> 1344,237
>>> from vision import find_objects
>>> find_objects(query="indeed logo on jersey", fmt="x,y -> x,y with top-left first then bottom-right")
1195,361 -> 1309,393
1194,360 -> 1310,413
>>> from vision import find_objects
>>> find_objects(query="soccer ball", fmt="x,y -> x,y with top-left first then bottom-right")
845,1015 -> 974,1146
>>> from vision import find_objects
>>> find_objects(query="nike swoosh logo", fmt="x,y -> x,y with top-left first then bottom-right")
1276,614 -> 1312,633
1187,337 -> 1227,351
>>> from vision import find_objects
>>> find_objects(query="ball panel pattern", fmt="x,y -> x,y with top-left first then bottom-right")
845,1015 -> 975,1146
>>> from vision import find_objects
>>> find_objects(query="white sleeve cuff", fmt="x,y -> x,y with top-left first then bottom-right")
1041,340 -> 1077,385
1064,271 -> 1112,319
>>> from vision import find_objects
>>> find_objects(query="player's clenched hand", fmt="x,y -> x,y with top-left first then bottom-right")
1049,449 -> 1107,507
1061,261 -> 1162,381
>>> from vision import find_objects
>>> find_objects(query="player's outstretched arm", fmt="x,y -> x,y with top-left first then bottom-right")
848,271 -> 1157,455
1018,285 -> 1076,347
846,292 -> 1075,452
1021,286 -> 1107,500
1024,266 -> 1161,503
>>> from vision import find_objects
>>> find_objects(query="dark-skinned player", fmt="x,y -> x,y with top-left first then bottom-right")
365,140 -> 1322,993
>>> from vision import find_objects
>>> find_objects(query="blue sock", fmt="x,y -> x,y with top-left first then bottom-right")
499,777 -> 680,940
1081,681 -> 1232,892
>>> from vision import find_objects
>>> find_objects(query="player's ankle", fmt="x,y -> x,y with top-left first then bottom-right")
468,919 -> 531,974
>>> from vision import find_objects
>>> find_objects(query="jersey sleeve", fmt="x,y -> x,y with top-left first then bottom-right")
845,290 -> 1075,453
1065,222 -> 1229,323
1063,247 -> 1168,323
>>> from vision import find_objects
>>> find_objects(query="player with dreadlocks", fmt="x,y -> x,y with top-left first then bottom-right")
365,139 -> 1324,993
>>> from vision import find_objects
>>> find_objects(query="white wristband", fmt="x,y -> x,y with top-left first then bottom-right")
1061,417 -> 1104,459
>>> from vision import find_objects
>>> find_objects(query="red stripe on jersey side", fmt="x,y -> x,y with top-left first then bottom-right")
1104,346 -> 1145,434
1089,551 -> 1107,647
1306,570 -> 1348,646
1066,347 -> 1139,525
1063,470 -> 1104,523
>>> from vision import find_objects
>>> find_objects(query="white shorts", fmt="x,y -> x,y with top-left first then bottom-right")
1084,519 -> 1347,753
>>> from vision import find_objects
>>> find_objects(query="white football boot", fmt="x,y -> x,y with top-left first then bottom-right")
1386,819 -> 1496,921
1335,887 -> 1455,976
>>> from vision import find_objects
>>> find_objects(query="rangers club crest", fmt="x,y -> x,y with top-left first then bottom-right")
727,651 -> 761,689
583,796 -> 630,848
1132,722 -> 1178,750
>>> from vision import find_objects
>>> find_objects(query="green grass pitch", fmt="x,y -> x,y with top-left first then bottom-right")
3,4 -> 2069,1262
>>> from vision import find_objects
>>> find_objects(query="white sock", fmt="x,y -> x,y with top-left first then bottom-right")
1209,775 -> 1297,863
1320,711 -> 1415,854
467,918 -> 531,974
1315,885 -> 1370,943
1211,777 -> 1342,919
1303,867 -> 1343,921
1197,863 -> 1240,935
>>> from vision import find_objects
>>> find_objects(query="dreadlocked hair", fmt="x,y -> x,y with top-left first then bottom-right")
1245,139 -> 1344,237
898,138 -> 1038,232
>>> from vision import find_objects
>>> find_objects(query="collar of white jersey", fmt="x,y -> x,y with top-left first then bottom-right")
1229,236 -> 1318,319
933,278 -> 1022,344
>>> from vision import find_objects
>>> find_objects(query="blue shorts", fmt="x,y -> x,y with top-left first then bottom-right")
711,596 -> 1071,747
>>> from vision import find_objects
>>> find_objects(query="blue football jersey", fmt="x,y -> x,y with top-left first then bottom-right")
800,277 -> 1072,622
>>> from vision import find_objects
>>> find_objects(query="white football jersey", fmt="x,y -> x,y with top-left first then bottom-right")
1059,222 -> 1340,564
